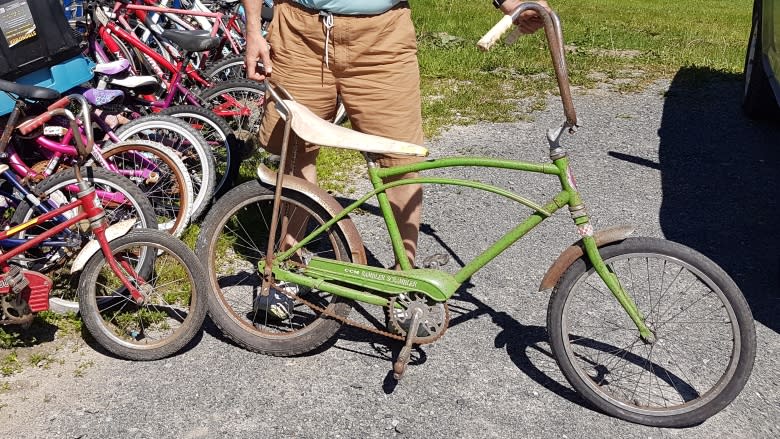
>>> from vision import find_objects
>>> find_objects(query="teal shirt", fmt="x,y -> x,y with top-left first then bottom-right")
294,0 -> 404,15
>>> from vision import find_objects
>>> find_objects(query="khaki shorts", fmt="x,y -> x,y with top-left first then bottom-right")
259,0 -> 424,167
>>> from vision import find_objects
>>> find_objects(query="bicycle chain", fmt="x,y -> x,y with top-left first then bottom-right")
275,283 -> 406,341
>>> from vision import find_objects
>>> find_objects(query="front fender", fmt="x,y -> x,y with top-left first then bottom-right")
538,225 -> 635,291
70,219 -> 137,274
256,164 -> 367,265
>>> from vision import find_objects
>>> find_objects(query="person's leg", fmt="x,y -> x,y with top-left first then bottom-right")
259,1 -> 339,250
373,157 -> 423,267
334,5 -> 424,266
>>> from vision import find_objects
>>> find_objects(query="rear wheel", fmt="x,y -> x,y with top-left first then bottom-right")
198,79 -> 266,153
203,54 -> 244,82
547,237 -> 756,427
195,179 -> 353,356
158,105 -> 240,197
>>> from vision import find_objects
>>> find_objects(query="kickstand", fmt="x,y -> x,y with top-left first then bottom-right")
392,308 -> 422,380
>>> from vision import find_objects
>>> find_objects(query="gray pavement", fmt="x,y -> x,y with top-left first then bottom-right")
2,73 -> 779,438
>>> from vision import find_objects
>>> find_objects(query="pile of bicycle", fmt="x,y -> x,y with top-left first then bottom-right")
0,0 -> 273,359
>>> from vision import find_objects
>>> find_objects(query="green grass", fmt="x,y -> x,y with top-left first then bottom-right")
1,352 -> 21,377
413,0 -> 751,136
0,329 -> 22,349
37,311 -> 82,336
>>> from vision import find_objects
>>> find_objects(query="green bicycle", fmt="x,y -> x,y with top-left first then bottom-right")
195,4 -> 756,428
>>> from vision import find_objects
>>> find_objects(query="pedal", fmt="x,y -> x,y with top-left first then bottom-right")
420,253 -> 449,269
392,308 -> 422,380
2,266 -> 29,294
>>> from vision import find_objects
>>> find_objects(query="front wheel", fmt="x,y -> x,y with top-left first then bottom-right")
547,237 -> 756,427
113,115 -> 216,221
78,229 -> 208,361
100,140 -> 194,237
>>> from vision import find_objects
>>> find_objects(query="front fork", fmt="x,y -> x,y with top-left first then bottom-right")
552,127 -> 654,343
581,232 -> 655,343
80,180 -> 145,304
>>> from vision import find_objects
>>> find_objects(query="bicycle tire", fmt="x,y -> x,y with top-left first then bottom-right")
546,237 -> 756,427
78,229 -> 208,360
743,0 -> 780,119
202,53 -> 244,82
197,78 -> 266,152
195,179 -> 352,356
112,115 -> 216,220
100,140 -> 194,237
158,105 -> 240,197
11,167 -> 157,315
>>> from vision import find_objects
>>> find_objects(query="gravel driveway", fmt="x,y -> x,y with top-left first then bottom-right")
2,73 -> 778,439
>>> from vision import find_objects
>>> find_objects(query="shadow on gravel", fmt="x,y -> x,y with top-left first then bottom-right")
610,67 -> 780,333
413,222 -> 589,407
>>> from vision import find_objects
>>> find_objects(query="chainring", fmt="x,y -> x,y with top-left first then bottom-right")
386,293 -> 449,345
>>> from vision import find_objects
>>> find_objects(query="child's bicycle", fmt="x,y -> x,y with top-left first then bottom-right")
194,4 -> 756,427
0,82 -> 207,360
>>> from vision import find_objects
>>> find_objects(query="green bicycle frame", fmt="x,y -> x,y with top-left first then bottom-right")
269,150 -> 653,340
262,1 -> 653,340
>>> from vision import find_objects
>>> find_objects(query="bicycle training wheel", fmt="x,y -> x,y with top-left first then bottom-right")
78,229 -> 208,361
195,179 -> 353,356
547,237 -> 756,427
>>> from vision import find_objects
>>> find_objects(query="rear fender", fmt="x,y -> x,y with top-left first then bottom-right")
256,164 -> 367,265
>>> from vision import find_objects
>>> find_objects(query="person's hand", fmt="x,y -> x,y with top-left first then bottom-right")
500,0 -> 551,35
244,31 -> 272,81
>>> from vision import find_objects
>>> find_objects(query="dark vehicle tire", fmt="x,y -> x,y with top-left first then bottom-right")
743,0 -> 780,119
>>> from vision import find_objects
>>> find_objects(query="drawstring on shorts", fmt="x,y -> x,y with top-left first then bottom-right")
319,11 -> 334,67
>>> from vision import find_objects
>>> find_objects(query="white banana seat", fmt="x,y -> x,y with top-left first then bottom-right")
282,100 -> 428,157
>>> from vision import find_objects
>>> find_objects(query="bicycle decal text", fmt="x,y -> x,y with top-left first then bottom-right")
344,267 -> 419,288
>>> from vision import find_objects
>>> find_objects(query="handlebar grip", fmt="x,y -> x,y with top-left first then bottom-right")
16,112 -> 54,136
477,15 -> 514,51
16,97 -> 70,135
47,96 -> 70,112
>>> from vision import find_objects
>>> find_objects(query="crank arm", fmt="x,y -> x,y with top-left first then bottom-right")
393,308 -> 422,380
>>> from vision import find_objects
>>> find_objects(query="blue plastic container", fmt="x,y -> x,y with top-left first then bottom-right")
0,55 -> 95,116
